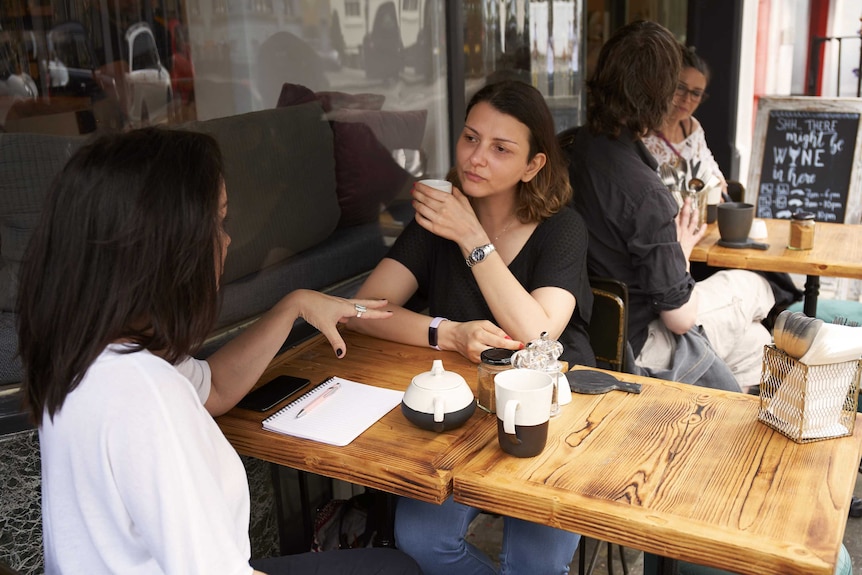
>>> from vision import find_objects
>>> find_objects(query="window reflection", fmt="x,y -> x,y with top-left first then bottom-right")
461,0 -> 586,133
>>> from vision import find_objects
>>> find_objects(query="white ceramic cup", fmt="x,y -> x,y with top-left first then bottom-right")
418,179 -> 452,193
750,218 -> 769,240
494,369 -> 553,457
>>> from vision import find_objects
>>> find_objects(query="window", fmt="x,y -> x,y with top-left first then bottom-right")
345,1 -> 361,18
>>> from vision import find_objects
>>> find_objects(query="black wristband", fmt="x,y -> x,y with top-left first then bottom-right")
428,317 -> 447,350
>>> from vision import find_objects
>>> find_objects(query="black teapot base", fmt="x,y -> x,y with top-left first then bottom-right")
401,400 -> 477,432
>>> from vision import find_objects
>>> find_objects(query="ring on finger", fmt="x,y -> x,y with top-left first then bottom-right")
354,303 -> 367,318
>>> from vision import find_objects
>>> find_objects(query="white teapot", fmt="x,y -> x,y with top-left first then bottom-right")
402,359 -> 476,432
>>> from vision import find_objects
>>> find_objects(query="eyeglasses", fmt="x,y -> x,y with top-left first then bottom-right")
675,83 -> 708,103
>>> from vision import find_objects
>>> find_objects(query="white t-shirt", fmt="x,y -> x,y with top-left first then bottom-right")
40,346 -> 254,575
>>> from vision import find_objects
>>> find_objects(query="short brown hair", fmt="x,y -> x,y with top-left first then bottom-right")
586,20 -> 681,138
449,80 -> 571,222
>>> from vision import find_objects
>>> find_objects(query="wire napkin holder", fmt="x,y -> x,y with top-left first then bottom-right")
758,345 -> 862,443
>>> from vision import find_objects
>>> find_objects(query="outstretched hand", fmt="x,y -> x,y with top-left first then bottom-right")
675,197 -> 707,261
291,290 -> 391,358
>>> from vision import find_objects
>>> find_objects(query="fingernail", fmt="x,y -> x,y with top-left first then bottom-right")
504,335 -> 512,340
336,348 -> 343,357
518,343 -> 525,350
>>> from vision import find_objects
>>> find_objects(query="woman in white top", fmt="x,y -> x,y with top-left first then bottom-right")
18,128 -> 420,575
643,44 -> 728,198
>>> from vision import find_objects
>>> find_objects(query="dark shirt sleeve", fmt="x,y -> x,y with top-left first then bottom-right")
385,219 -> 433,288
518,208 -> 591,318
627,190 -> 694,313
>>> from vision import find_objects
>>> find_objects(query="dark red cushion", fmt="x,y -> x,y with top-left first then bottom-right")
276,82 -> 416,228
326,108 -> 427,151
276,83 -> 385,112
315,91 -> 386,113
331,121 -> 411,227
276,83 -> 317,108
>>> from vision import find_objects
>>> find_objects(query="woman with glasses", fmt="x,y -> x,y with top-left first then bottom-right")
643,43 -> 802,390
643,45 -> 728,198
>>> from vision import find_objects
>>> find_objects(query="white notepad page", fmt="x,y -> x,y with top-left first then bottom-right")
262,376 -> 404,446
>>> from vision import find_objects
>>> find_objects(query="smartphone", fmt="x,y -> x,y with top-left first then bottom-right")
237,375 -> 310,412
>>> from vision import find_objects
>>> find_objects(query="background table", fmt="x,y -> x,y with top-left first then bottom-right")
690,219 -> 862,316
217,331 -> 496,504
454,367 -> 862,575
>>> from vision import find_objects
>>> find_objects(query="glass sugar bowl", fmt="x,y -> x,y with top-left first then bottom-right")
511,332 -> 565,417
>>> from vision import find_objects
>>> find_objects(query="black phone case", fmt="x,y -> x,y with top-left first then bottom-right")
237,375 -> 310,411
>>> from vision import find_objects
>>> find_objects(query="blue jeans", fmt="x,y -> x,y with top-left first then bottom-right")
394,496 -> 579,575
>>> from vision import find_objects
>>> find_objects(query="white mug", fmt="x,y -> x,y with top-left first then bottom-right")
418,179 -> 452,193
494,369 -> 553,457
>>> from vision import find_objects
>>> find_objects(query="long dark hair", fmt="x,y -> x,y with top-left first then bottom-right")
586,20 -> 681,138
449,79 -> 572,222
18,128 -> 225,425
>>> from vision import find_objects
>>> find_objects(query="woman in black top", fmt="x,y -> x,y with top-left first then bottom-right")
349,80 -> 594,368
348,79 -> 591,575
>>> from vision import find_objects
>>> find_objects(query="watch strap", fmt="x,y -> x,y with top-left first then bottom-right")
428,317 -> 448,350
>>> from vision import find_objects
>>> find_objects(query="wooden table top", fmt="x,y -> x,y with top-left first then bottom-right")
690,218 -> 862,279
216,331 -> 497,504
453,367 -> 862,575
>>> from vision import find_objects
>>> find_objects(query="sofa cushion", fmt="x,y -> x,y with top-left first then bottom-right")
316,91 -> 385,113
331,121 -> 413,227
325,108 -> 427,152
185,103 -> 340,284
0,133 -> 85,312
276,84 -> 424,229
276,83 -> 385,113
276,83 -> 318,108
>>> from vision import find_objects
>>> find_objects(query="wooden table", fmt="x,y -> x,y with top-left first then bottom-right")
216,331 -> 496,504
453,367 -> 862,575
690,218 -> 862,316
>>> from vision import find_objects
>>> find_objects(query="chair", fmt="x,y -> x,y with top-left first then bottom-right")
586,276 -> 629,373
577,276 -> 631,574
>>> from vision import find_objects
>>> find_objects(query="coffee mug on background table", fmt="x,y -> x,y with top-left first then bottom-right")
717,202 -> 755,244
418,179 -> 452,193
494,369 -> 553,458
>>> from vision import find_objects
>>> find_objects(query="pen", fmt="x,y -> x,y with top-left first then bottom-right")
295,381 -> 341,419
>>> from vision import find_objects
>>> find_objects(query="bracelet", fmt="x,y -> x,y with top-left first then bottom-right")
428,317 -> 448,350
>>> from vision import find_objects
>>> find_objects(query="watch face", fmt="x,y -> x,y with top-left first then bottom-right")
471,247 -> 486,263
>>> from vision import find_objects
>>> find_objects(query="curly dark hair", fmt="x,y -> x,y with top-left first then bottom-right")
18,128 -> 225,426
448,79 -> 572,222
586,20 -> 682,138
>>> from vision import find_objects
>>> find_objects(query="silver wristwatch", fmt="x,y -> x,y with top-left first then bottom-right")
466,243 -> 496,268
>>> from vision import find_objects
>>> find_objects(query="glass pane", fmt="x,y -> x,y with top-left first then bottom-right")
0,1 -> 450,187
462,0 -> 586,134
131,29 -> 161,70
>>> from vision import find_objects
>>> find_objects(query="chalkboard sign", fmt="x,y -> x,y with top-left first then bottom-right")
747,97 -> 862,224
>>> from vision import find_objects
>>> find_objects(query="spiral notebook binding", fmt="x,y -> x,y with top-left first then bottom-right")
263,376 -> 335,423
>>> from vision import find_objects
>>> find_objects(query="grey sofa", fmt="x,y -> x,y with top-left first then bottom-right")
0,95 -> 423,425
0,95 -> 427,572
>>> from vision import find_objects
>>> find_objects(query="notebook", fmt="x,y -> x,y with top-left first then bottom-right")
262,376 -> 404,446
